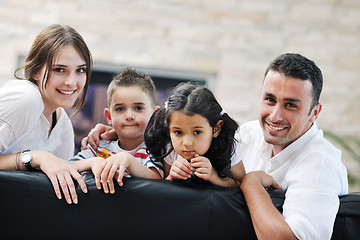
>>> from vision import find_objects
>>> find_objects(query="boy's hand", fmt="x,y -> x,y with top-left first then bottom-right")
91,153 -> 131,194
90,157 -> 108,191
168,157 -> 193,180
190,154 -> 215,181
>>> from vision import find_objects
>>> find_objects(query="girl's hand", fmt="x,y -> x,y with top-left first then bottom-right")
34,150 -> 88,205
190,154 -> 215,181
169,157 -> 193,180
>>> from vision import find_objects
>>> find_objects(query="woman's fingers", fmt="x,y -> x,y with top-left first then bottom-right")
48,174 -> 62,200
63,173 -> 77,204
57,176 -> 72,204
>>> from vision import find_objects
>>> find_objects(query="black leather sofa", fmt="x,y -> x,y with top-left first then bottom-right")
0,170 -> 359,240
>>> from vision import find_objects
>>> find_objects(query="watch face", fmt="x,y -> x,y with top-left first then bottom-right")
21,153 -> 32,163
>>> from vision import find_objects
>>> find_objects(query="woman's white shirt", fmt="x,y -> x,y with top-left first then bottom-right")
0,80 -> 75,160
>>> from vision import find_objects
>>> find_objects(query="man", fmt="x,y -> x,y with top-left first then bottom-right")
239,53 -> 348,240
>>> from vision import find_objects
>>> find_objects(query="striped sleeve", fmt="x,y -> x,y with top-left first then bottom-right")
134,147 -> 164,178
69,144 -> 97,161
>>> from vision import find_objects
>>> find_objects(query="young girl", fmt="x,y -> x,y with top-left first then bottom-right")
145,82 -> 245,187
0,24 -> 92,204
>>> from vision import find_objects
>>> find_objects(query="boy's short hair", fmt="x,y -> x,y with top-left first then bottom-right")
107,67 -> 157,107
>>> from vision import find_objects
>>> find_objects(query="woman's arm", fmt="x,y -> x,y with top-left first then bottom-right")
0,150 -> 88,205
0,152 -> 21,170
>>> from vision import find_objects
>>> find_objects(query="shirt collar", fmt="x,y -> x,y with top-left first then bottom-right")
259,122 -> 319,168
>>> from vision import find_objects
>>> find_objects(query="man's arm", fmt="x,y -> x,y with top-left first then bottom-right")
240,171 -> 297,240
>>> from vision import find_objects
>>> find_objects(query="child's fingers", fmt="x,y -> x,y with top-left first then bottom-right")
71,169 -> 88,194
175,159 -> 192,173
170,170 -> 189,180
194,171 -> 206,179
191,161 -> 208,170
107,163 -> 119,183
94,174 -> 101,190
193,166 -> 207,174
117,166 -> 125,187
100,162 -> 111,183
191,155 -> 207,163
108,179 -> 115,194
101,179 -> 109,194
191,156 -> 211,169
194,166 -> 210,178
173,165 -> 192,179
272,181 -> 282,190
190,161 -> 203,168
193,168 -> 211,181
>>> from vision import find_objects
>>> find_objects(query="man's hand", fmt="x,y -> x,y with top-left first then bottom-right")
241,171 -> 296,240
243,171 -> 282,190
81,124 -> 117,150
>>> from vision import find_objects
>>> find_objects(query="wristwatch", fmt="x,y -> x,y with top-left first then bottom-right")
20,150 -> 35,171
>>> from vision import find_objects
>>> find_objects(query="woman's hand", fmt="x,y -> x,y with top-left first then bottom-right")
168,157 -> 193,180
81,123 -> 117,150
32,150 -> 88,204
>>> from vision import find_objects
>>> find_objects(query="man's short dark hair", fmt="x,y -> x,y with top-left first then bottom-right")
264,53 -> 323,110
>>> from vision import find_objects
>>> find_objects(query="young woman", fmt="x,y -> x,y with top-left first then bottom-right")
0,24 -> 92,204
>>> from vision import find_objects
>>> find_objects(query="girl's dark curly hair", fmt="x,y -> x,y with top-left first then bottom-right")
145,82 -> 239,178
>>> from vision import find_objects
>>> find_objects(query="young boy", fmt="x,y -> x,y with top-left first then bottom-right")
71,67 -> 163,194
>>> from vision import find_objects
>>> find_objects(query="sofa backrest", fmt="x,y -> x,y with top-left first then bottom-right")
0,170 -> 358,240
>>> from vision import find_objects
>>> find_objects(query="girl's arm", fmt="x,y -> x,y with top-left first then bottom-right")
164,162 -> 172,180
